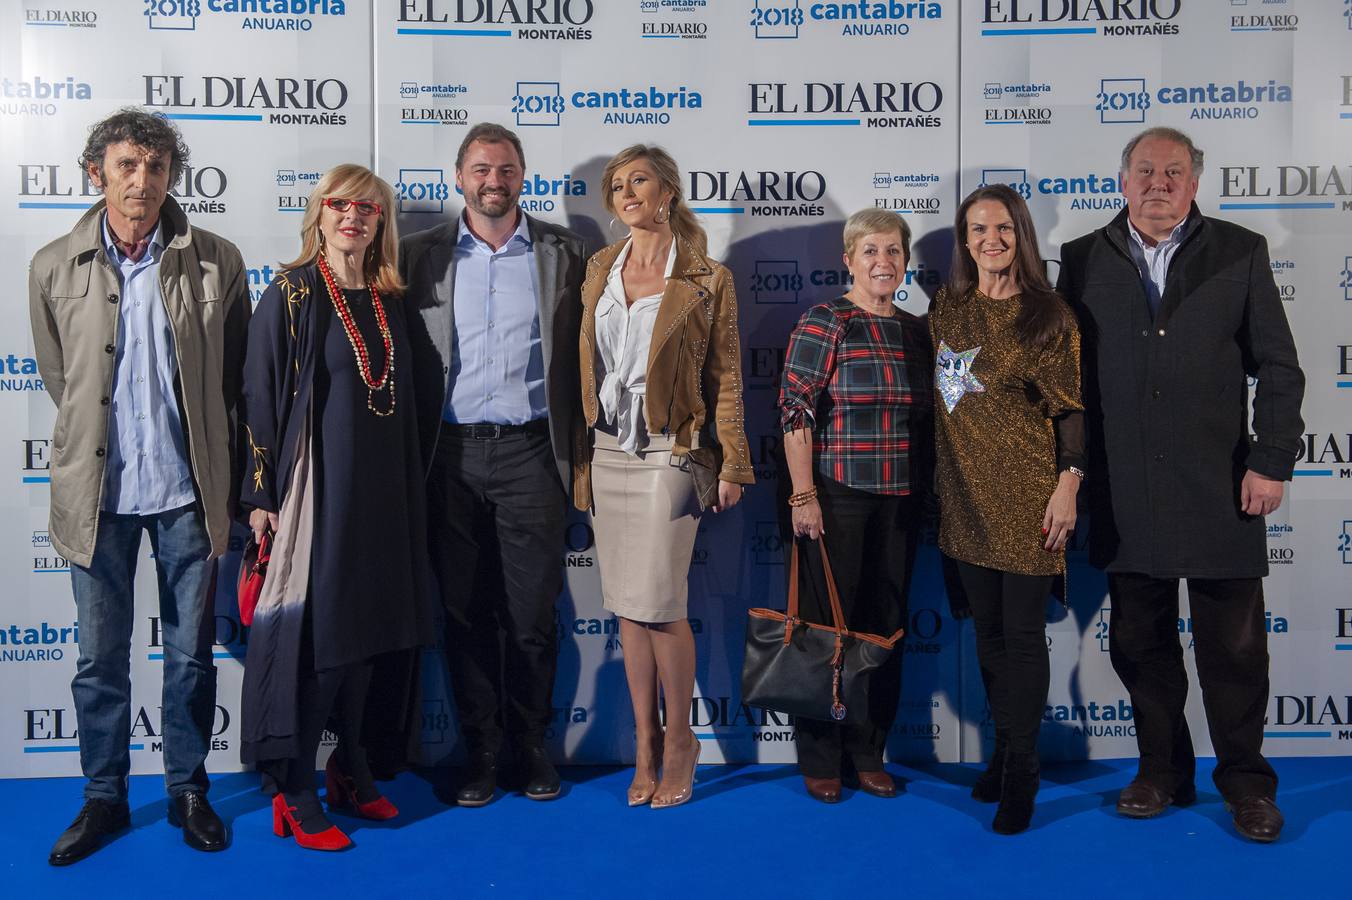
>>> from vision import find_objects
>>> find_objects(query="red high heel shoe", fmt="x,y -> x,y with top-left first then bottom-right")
325,754 -> 399,821
271,793 -> 352,851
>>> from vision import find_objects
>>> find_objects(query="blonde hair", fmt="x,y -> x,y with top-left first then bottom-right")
281,164 -> 405,296
842,208 -> 911,260
601,144 -> 706,254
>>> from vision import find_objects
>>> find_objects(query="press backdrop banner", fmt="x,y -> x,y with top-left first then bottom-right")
1,0 -> 1347,776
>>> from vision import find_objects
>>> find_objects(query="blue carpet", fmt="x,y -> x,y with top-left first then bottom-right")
2,757 -> 1346,898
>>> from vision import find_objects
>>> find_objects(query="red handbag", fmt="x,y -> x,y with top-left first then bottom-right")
237,529 -> 272,627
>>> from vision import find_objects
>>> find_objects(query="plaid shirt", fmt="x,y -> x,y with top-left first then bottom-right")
779,297 -> 925,495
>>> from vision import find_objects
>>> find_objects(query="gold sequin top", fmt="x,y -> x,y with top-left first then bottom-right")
930,287 -> 1082,576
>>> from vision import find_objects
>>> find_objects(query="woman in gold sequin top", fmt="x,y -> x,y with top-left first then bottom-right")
930,184 -> 1085,835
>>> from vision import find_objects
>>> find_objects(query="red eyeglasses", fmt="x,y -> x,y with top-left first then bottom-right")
323,197 -> 383,217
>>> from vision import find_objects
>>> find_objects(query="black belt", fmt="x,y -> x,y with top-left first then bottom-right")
442,419 -> 549,440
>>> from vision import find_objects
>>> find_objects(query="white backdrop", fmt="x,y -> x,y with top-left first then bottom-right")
2,0 -> 1347,777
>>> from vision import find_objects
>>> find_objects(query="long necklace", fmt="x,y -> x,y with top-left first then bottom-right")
317,253 -> 396,417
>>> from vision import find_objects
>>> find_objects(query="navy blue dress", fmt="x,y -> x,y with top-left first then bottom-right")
239,265 -> 431,765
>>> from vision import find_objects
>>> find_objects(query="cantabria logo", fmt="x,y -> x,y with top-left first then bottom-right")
1219,165 -> 1352,212
512,82 -> 702,127
1270,257 -> 1296,303
748,80 -> 943,129
0,621 -> 77,663
143,0 -> 346,32
982,0 -> 1181,38
397,0 -> 594,41
143,75 -> 349,126
455,172 -> 586,214
749,1 -> 943,40
0,355 -> 43,392
1146,78 -> 1292,121
0,75 -> 91,118
1043,699 -> 1135,737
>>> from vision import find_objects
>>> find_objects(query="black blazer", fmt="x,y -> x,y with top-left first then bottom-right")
1057,205 -> 1305,579
400,212 -> 587,490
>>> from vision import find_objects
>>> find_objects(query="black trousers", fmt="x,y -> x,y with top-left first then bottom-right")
792,478 -> 914,779
1107,573 -> 1277,801
428,426 -> 565,754
952,560 -> 1053,760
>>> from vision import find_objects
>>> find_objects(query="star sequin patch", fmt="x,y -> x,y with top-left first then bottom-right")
936,341 -> 985,414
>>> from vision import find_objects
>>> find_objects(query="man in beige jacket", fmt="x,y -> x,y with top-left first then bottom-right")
28,108 -> 249,865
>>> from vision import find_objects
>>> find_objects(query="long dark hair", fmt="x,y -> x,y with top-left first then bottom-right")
947,184 -> 1070,349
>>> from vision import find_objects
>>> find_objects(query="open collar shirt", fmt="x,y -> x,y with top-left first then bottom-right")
99,214 -> 196,515
443,211 -> 546,425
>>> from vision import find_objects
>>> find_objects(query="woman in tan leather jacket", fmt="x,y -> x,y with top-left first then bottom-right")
573,144 -> 753,809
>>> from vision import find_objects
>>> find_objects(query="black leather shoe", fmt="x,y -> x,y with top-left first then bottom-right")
48,798 -> 130,866
168,791 -> 227,852
1115,779 -> 1196,818
1228,795 -> 1284,843
519,746 -> 560,801
456,751 -> 498,807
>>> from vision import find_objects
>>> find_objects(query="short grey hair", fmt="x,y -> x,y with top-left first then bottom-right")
1120,126 -> 1204,177
843,208 -> 911,259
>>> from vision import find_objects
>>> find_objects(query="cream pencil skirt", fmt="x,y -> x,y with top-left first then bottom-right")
590,428 -> 701,624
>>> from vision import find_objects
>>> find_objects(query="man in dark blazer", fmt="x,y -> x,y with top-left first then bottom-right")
401,123 -> 586,806
1057,127 -> 1304,843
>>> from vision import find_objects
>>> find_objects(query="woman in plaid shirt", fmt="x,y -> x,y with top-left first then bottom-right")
778,208 -> 930,804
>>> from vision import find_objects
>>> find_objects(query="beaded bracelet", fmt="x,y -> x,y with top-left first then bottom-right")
788,488 -> 819,508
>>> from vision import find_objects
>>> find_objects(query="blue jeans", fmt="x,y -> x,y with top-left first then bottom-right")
70,504 -> 217,802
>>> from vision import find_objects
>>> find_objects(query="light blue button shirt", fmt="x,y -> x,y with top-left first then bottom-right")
99,215 -> 195,515
444,212 -> 547,425
1126,216 -> 1190,318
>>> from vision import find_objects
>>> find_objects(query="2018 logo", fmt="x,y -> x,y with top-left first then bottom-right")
1096,77 -> 1150,124
979,167 -> 1032,199
395,168 -> 450,214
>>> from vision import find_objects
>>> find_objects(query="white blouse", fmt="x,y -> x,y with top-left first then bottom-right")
594,238 -> 677,455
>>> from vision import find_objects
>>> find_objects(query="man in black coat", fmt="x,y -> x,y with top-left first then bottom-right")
1057,127 -> 1304,843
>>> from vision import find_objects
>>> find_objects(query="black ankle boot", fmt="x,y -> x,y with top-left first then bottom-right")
992,753 -> 1039,835
971,742 -> 1007,803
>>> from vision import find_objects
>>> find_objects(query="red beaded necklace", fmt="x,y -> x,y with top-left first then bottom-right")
317,253 -> 396,417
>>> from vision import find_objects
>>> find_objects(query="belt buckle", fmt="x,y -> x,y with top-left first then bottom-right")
471,423 -> 501,440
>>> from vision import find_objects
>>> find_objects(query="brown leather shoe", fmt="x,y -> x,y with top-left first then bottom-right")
1116,779 -> 1196,818
803,776 -> 842,804
853,770 -> 897,799
1227,796 -> 1283,843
